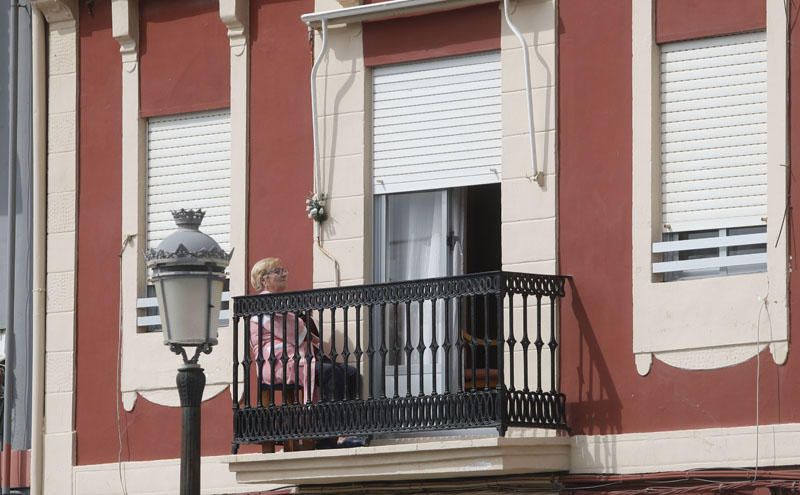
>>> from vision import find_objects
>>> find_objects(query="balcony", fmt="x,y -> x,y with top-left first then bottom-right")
231,271 -> 569,454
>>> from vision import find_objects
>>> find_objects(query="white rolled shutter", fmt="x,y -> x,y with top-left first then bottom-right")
660,31 -> 767,232
372,51 -> 502,194
146,109 -> 231,251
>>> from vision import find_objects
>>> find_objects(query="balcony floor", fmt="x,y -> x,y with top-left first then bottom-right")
226,432 -> 570,485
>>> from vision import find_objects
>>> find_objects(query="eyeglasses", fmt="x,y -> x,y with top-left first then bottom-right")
267,267 -> 288,277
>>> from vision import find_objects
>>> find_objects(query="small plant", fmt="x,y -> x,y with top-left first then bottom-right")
305,192 -> 328,223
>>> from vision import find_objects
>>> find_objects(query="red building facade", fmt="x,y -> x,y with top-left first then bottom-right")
22,0 -> 800,493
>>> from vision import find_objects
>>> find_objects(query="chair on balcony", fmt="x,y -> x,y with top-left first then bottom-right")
258,382 -> 311,453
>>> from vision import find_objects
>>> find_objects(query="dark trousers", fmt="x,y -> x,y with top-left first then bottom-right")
317,360 -> 358,402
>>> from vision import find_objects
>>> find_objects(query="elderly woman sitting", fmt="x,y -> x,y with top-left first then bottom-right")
249,257 -> 317,403
250,257 -> 367,448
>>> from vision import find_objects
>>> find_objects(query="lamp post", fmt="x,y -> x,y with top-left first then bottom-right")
146,209 -> 232,495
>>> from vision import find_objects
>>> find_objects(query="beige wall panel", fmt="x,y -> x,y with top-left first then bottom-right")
502,43 -> 556,92
46,271 -> 75,313
46,150 -> 76,193
500,0 -> 556,46
502,88 -> 555,135
47,191 -> 76,233
324,154 -> 366,198
501,177 -> 556,223
318,112 -> 365,159
316,70 -> 365,117
45,311 -> 75,352
501,219 -> 556,265
321,195 -> 365,238
313,237 -> 365,283
502,131 -> 556,179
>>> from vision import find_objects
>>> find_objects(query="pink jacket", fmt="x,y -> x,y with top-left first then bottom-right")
250,307 -> 318,403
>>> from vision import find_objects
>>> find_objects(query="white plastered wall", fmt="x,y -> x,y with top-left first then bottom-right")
114,0 -> 249,411
28,0 -> 80,492
631,0 -> 788,375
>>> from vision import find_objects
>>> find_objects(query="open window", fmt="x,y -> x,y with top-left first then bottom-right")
372,184 -> 500,396
370,50 -> 503,394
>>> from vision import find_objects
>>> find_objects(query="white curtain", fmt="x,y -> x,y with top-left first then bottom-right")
380,190 -> 466,396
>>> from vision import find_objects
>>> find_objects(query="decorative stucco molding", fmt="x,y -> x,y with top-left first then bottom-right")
219,0 -> 248,54
631,0 -> 788,374
572,423 -> 800,474
111,0 -> 139,68
30,0 -> 77,23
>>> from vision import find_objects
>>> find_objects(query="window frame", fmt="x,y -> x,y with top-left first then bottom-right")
631,0 -> 788,374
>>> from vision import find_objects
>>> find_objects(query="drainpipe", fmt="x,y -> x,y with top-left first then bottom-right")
502,0 -> 543,186
309,19 -> 341,287
310,18 -> 329,201
29,8 -> 45,495
2,2 -> 19,494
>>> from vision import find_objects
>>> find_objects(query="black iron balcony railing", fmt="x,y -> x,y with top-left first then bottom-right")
231,271 -> 568,453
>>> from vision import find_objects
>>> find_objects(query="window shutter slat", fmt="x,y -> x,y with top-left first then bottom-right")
146,109 -> 231,251
373,52 -> 501,194
660,32 -> 767,233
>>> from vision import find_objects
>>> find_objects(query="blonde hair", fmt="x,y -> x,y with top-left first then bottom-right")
250,257 -> 281,291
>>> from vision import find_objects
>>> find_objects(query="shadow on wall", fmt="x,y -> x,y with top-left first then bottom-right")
321,27 -> 361,241
533,21 -> 553,180
564,279 -> 622,467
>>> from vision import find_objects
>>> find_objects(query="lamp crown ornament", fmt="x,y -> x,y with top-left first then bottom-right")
172,208 -> 205,230
145,209 -> 233,266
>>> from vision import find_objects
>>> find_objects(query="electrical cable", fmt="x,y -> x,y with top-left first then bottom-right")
115,234 -> 135,495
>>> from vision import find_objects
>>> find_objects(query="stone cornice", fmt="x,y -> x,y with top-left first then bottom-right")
30,0 -> 77,23
219,0 -> 248,55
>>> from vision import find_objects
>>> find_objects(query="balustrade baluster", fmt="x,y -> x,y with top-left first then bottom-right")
305,309 -> 313,404
330,307 -> 338,402
343,306 -> 351,402
392,302 -> 399,399
378,303 -> 387,399
507,293 -> 515,392
355,306 -> 363,400
317,309 -> 325,401
232,315 -> 239,411
257,314 -> 265,407
293,313 -> 301,405
455,296 -> 463,393
483,294 -> 490,390
281,312 -> 288,401
535,294 -> 543,393
404,302 -> 412,398
521,294 -> 530,393
549,294 -> 557,393
268,313 -> 275,406
242,312 -> 251,407
417,300 -> 425,397
367,304 -> 375,400
469,296 -> 477,392
430,299 -> 438,395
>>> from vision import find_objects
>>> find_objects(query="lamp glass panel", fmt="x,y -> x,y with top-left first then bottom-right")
155,273 -> 224,346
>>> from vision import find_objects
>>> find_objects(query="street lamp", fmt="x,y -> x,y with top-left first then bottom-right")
146,209 -> 232,495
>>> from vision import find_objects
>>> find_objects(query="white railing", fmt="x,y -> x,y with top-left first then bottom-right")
652,231 -> 767,275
